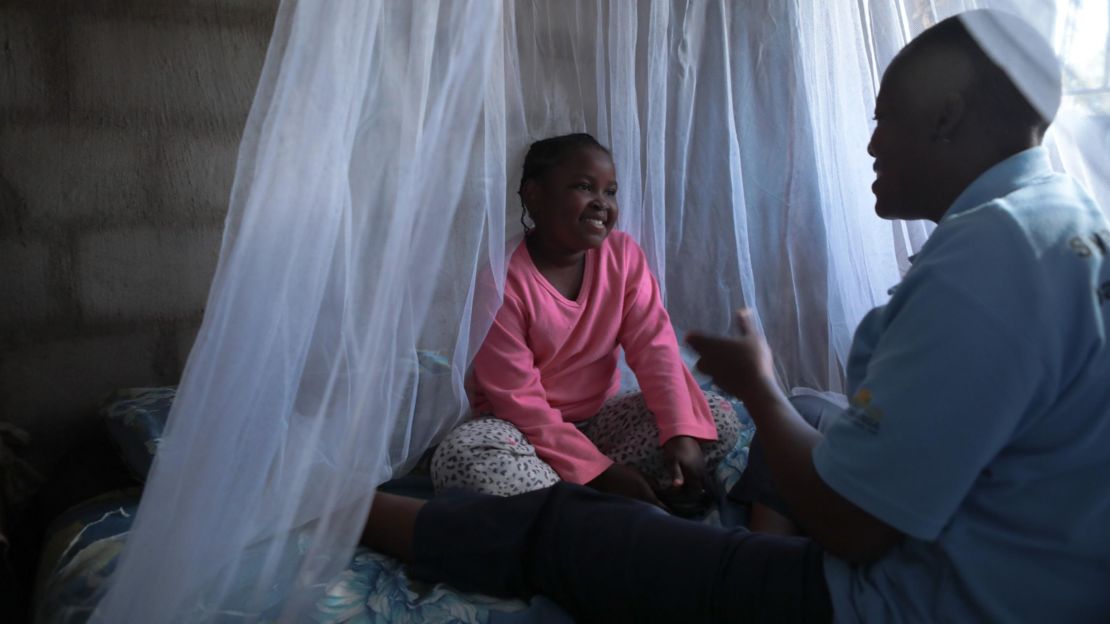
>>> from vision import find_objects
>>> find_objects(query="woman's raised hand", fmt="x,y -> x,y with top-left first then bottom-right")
686,309 -> 777,405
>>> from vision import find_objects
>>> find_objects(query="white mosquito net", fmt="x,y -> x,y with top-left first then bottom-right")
90,0 -> 1108,621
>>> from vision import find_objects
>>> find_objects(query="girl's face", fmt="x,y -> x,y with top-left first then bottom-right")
523,146 -> 619,253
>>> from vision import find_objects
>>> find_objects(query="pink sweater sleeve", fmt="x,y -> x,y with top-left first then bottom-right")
618,241 -> 718,444
470,293 -> 614,484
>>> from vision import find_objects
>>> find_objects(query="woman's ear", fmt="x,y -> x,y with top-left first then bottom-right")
933,92 -> 966,142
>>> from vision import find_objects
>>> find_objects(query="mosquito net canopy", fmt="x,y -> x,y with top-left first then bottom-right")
91,0 -> 1108,621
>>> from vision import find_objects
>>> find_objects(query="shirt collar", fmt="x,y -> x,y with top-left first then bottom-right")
941,146 -> 1054,224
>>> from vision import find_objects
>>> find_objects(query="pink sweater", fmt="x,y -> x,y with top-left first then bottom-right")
470,231 -> 718,484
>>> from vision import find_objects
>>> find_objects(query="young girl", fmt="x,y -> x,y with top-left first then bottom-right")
432,133 -> 739,510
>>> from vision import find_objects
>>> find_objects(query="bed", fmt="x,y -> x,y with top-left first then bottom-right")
32,385 -> 755,623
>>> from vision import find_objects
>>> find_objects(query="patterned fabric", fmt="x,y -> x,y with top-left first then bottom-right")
700,380 -> 756,495
34,417 -> 754,624
585,391 -> 741,491
33,489 -> 140,624
36,374 -> 756,622
314,550 -> 529,624
97,349 -> 451,484
430,391 -> 742,497
430,419 -> 561,496
99,387 -> 177,482
33,491 -> 536,624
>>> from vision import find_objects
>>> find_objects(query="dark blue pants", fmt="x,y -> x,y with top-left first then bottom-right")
410,483 -> 832,623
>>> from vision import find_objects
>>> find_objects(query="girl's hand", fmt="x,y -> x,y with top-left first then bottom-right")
686,309 -> 777,405
662,435 -> 706,494
588,463 -> 665,508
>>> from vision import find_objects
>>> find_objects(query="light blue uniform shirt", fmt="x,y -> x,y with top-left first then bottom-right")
814,147 -> 1110,622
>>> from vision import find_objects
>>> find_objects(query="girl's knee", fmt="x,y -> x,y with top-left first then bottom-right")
431,417 -> 557,496
704,393 -> 741,444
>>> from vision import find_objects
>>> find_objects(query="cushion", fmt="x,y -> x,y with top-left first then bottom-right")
99,387 -> 176,482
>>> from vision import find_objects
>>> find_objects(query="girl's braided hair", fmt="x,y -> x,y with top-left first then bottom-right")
518,133 -> 611,195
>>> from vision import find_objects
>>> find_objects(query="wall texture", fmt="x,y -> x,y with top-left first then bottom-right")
0,0 -> 277,469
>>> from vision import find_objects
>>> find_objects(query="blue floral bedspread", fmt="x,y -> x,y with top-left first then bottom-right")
33,491 -> 552,624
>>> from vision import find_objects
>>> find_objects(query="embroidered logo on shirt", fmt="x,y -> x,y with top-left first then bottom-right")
1069,229 -> 1110,258
844,387 -> 884,434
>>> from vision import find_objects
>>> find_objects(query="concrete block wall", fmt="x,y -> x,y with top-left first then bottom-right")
0,0 -> 277,469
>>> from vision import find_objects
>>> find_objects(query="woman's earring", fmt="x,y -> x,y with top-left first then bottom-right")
520,205 -> 535,235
